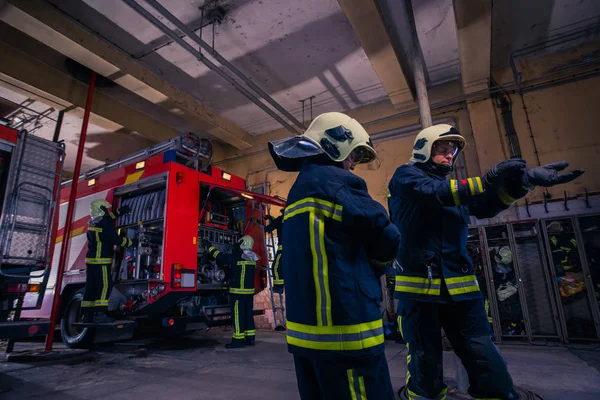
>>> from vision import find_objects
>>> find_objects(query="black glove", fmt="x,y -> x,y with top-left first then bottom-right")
523,161 -> 585,187
483,158 -> 527,189
118,205 -> 131,215
264,215 -> 273,222
200,239 -> 212,249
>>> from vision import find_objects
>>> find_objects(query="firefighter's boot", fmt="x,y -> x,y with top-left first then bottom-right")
225,339 -> 246,349
93,311 -> 115,324
245,337 -> 255,346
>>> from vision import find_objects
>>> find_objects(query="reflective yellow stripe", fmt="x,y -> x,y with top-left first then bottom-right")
346,369 -> 367,400
450,180 -> 460,206
95,300 -> 109,306
358,376 -> 366,400
209,246 -> 216,252
125,170 -> 144,185
109,211 -> 116,219
467,178 -> 475,195
87,226 -> 103,232
120,237 -> 128,247
241,264 -> 246,290
229,288 -> 254,294
101,265 -> 109,301
81,300 -> 95,308
286,319 -> 384,351
395,276 -> 441,295
409,387 -> 447,400
273,279 -> 285,285
348,370 -> 358,400
277,245 -> 283,251
85,258 -> 112,264
310,211 -> 332,326
233,300 -> 244,339
245,329 -> 256,336
95,231 -> 102,259
284,197 -> 343,222
476,177 -> 483,193
445,275 -> 480,296
211,249 -> 220,257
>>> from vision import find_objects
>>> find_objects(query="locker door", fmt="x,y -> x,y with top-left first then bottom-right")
575,214 -> 600,340
511,221 -> 562,340
484,224 -> 529,339
542,218 -> 598,341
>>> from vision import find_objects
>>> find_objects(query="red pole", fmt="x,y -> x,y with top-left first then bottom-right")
45,72 -> 97,352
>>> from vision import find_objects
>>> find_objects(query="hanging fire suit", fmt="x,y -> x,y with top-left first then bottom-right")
83,203 -> 132,323
265,213 -> 284,293
204,237 -> 257,348
282,161 -> 401,400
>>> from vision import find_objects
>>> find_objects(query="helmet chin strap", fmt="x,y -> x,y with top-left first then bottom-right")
424,159 -> 454,175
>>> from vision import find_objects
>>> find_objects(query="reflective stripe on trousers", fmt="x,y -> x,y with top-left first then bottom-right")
347,368 -> 367,400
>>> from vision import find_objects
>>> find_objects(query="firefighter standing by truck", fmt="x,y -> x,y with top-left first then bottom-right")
201,235 -> 259,349
388,124 -> 584,400
82,200 -> 132,324
268,112 -> 401,399
264,208 -> 285,294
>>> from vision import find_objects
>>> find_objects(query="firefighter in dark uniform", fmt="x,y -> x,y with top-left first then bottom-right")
264,209 -> 284,293
388,124 -> 584,400
268,112 -> 401,400
82,200 -> 132,324
201,235 -> 259,348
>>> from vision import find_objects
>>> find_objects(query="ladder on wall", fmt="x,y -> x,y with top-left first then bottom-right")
259,203 -> 286,330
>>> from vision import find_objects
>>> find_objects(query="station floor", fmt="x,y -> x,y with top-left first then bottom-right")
1,329 -> 599,400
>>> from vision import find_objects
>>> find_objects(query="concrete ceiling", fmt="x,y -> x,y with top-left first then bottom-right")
0,0 -> 598,176
492,0 -> 600,68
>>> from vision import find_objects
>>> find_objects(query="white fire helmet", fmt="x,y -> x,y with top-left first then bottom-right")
268,112 -> 379,171
410,124 -> 466,164
90,199 -> 111,218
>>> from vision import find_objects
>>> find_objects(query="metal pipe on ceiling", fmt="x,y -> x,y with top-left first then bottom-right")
122,0 -> 301,135
143,0 -> 305,132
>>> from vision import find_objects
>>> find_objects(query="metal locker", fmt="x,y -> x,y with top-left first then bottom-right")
510,221 -> 562,340
483,224 -> 530,340
541,217 -> 600,341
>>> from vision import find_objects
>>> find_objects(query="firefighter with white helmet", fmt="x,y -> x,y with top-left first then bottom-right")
388,124 -> 584,400
201,235 -> 259,348
269,112 -> 401,399
83,200 -> 132,324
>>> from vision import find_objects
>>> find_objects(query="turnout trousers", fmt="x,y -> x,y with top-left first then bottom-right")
397,297 -> 517,400
82,263 -> 112,312
293,352 -> 395,400
231,294 -> 255,343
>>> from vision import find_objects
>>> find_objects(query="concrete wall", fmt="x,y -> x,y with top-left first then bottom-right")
214,54 -> 599,213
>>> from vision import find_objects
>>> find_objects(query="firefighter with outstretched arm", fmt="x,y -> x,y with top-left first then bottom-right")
201,235 -> 259,349
264,208 -> 284,294
82,200 -> 132,324
268,112 -> 401,399
388,124 -> 584,400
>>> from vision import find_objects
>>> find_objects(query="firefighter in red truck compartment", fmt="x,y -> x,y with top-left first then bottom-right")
388,124 -> 585,400
201,235 -> 259,349
268,112 -> 401,400
82,200 -> 132,324
264,208 -> 285,294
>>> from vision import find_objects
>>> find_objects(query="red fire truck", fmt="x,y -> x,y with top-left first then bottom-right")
9,132 -> 284,348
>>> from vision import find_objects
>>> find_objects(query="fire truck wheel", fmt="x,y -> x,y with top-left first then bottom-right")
60,289 -> 95,349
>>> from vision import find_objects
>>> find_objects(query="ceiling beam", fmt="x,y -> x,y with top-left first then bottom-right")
4,0 -> 253,149
0,39 -> 181,142
336,0 -> 414,108
453,0 -> 492,94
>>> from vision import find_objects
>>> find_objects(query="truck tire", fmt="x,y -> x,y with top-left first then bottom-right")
60,289 -> 95,349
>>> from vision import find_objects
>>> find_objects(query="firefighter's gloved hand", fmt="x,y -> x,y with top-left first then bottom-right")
523,161 -> 585,187
483,158 -> 527,189
200,239 -> 212,249
264,215 -> 273,222
118,205 -> 131,215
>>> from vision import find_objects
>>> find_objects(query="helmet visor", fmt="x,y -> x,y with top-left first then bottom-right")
351,146 -> 381,171
432,140 -> 460,158
268,136 -> 324,172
